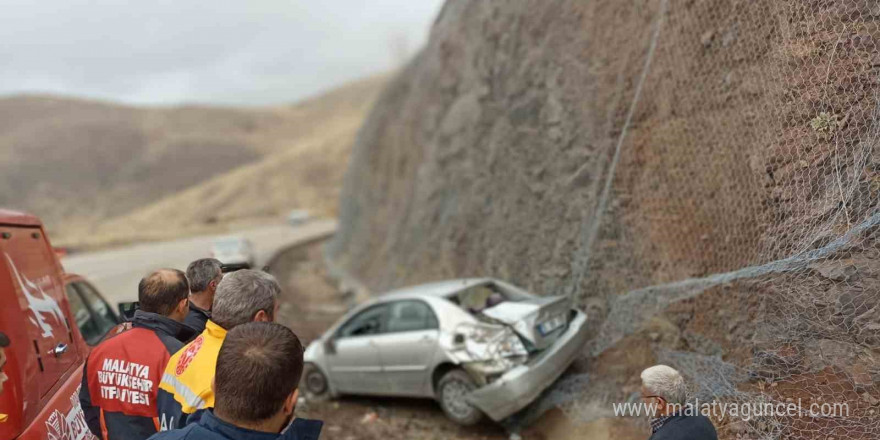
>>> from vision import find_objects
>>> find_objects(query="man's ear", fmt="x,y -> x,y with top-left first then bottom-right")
253,309 -> 270,322
178,298 -> 189,315
284,388 -> 299,414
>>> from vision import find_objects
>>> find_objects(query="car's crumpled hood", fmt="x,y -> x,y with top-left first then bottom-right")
482,295 -> 571,350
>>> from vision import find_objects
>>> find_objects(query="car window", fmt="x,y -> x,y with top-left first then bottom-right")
337,305 -> 389,338
65,284 -> 104,345
386,300 -> 438,333
74,282 -> 118,336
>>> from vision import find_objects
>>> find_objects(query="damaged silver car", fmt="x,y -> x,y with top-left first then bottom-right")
302,278 -> 590,425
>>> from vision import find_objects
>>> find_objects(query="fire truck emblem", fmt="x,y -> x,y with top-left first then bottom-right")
4,253 -> 66,338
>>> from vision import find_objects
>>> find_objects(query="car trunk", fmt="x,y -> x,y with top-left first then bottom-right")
481,295 -> 571,351
451,281 -> 572,352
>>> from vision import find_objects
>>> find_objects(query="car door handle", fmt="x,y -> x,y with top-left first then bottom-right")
50,343 -> 68,357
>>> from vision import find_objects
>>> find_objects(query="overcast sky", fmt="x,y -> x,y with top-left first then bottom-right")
0,0 -> 444,106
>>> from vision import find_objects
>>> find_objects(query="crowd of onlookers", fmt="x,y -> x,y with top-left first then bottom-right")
78,258 -> 322,440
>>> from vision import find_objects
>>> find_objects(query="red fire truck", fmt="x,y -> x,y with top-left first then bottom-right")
0,209 -> 98,440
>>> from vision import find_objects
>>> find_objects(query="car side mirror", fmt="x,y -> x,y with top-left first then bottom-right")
117,301 -> 139,322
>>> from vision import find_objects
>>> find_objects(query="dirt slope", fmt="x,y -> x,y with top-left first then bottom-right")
85,126 -> 359,246
0,74 -> 388,247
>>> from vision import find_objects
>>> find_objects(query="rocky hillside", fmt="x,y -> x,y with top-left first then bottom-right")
330,1 -> 880,438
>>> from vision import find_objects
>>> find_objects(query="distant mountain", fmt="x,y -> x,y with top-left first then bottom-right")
0,74 -> 388,247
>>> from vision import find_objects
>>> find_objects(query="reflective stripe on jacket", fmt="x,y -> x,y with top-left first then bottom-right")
79,310 -> 196,440
157,319 -> 227,430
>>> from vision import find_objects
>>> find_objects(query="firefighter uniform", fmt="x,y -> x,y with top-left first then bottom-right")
80,310 -> 196,440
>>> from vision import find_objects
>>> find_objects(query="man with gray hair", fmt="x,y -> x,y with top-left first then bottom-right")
640,365 -> 717,440
156,270 -> 281,431
184,258 -> 223,333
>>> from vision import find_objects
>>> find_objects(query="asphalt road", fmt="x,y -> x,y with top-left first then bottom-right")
61,219 -> 337,307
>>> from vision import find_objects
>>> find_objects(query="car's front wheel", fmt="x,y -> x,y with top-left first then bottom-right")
436,369 -> 484,426
302,363 -> 333,400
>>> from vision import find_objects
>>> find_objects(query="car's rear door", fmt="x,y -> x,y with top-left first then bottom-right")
372,300 -> 440,396
326,304 -> 390,395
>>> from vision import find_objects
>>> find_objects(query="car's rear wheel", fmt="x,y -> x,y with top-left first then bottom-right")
436,369 -> 484,426
303,363 -> 331,399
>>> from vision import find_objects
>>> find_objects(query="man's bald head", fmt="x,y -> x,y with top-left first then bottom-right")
138,268 -> 190,316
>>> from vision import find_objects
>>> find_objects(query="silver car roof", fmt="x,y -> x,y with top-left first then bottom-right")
319,278 -> 545,340
378,278 -> 494,300
321,278 -> 496,338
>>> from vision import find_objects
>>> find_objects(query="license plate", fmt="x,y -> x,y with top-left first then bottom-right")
538,315 -> 565,336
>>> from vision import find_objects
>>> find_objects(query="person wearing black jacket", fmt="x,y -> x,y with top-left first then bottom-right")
183,259 -> 222,334
80,269 -> 197,440
147,322 -> 322,440
640,365 -> 717,440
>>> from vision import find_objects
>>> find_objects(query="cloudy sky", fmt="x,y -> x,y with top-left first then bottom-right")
1,0 -> 444,106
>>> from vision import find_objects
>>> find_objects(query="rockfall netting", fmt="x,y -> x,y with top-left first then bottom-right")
330,0 -> 880,438
558,1 -> 880,438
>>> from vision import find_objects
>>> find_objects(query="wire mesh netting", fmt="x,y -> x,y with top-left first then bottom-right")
330,0 -> 880,438
560,0 -> 880,438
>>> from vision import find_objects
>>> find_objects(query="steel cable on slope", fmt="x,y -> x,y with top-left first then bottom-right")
568,0 -> 669,303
